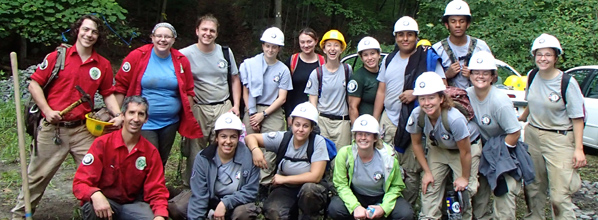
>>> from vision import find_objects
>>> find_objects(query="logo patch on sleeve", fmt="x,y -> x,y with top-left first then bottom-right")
121,62 -> 131,72
267,132 -> 277,139
39,55 -> 49,70
347,80 -> 358,93
82,153 -> 94,165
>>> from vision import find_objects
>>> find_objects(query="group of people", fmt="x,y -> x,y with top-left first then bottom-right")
10,0 -> 587,219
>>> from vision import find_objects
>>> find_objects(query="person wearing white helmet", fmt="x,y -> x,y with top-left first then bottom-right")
520,33 -> 586,220
347,37 -> 382,125
466,51 -> 525,219
372,15 -> 446,207
328,114 -> 414,220
406,72 -> 481,220
239,26 -> 293,185
305,29 -> 353,149
184,112 -> 260,220
284,28 -> 326,128
432,0 -> 493,89
246,102 -> 330,219
178,14 -> 243,187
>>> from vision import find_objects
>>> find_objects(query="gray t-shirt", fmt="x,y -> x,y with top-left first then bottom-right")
256,62 -> 293,105
526,72 -> 585,130
351,150 -> 385,196
467,86 -> 521,141
213,152 -> 243,198
377,55 -> 446,126
262,131 -> 329,176
305,64 -> 353,115
432,36 -> 492,89
406,107 -> 479,150
179,44 -> 239,104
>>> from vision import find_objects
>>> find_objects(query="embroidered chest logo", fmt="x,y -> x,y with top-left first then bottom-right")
373,172 -> 384,182
89,67 -> 101,80
136,156 -> 147,170
122,62 -> 131,72
481,115 -> 492,125
273,73 -> 281,83
441,133 -> 451,140
347,80 -> 358,93
548,92 -> 561,103
218,59 -> 227,69
235,171 -> 241,180
82,153 -> 94,165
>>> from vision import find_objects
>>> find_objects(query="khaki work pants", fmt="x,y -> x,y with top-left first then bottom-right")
524,125 -> 581,220
12,121 -> 95,218
182,100 -> 232,186
317,116 -> 351,151
419,140 -> 482,220
242,105 -> 285,185
473,174 -> 521,220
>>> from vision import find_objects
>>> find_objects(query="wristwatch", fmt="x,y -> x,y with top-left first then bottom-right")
262,110 -> 268,118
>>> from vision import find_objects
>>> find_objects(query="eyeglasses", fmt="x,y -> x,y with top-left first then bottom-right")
153,34 -> 174,40
535,53 -> 554,58
429,131 -> 438,146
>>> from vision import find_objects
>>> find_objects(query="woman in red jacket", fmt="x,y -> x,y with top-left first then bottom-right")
115,22 -> 202,166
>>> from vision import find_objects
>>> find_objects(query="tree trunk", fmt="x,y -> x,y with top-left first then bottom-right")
274,0 -> 282,28
158,0 -> 168,22
19,36 -> 27,66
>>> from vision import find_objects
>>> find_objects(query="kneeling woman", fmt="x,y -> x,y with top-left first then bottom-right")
406,72 -> 481,220
245,102 -> 329,219
188,112 -> 260,220
328,114 -> 413,220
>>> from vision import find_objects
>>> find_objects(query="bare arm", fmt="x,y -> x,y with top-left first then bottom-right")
114,93 -> 125,107
230,74 -> 242,116
572,118 -> 586,168
518,107 -> 529,122
275,161 -> 326,184
28,80 -> 61,123
411,133 -> 433,193
455,137 -> 472,192
348,96 -> 361,125
504,130 -> 521,147
102,94 -> 123,126
309,95 -> 318,108
373,82 -> 386,120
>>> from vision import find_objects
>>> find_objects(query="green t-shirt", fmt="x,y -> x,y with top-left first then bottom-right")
347,67 -> 379,116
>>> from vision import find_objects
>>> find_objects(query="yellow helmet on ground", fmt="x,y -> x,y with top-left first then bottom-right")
320,29 -> 346,50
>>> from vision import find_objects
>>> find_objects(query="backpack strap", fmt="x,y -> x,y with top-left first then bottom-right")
305,133 -> 316,163
385,50 -> 399,69
42,44 -> 68,90
316,66 -> 324,98
441,39 -> 457,64
441,109 -> 451,133
463,37 -> 478,66
561,73 -> 571,105
417,109 -> 425,129
526,68 -> 539,91
317,54 -> 326,66
275,131 -> 294,168
221,46 -> 232,75
290,53 -> 300,74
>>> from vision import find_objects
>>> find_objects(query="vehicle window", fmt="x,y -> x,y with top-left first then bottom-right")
586,74 -> 598,98
567,69 -> 592,85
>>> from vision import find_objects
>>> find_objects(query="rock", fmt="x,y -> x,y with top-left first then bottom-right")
580,215 -> 591,219
583,211 -> 596,216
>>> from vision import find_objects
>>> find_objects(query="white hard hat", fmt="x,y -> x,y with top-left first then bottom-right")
393,16 -> 419,36
290,102 -> 319,124
468,51 -> 497,70
531,33 -> 563,56
357,36 -> 381,53
260,27 -> 285,46
443,0 -> 472,17
214,112 -> 243,131
351,114 -> 380,134
413,72 -> 447,96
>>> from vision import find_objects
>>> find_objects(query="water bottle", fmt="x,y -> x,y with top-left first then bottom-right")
366,207 -> 375,218
446,190 -> 462,220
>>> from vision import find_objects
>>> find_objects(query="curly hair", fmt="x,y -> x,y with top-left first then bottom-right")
70,14 -> 105,47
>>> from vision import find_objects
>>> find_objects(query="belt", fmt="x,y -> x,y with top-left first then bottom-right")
205,100 -> 225,105
46,119 -> 85,128
257,104 -> 270,107
530,124 -> 572,135
320,113 -> 350,121
471,135 -> 481,145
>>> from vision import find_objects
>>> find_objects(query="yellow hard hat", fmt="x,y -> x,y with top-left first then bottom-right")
513,76 -> 527,91
85,113 -> 114,136
417,39 -> 432,47
320,29 -> 347,50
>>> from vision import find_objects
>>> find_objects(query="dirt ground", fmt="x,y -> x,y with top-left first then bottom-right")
2,149 -> 598,220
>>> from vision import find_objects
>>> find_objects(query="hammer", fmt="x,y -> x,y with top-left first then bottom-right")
59,85 -> 92,116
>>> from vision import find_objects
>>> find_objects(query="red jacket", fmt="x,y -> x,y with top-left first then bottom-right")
115,44 -> 202,138
73,129 -> 169,217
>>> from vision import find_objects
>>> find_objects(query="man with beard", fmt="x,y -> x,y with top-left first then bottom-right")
432,0 -> 493,89
73,96 -> 169,220
373,16 -> 446,208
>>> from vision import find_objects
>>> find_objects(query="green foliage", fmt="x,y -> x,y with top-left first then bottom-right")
0,0 -> 132,45
417,0 -> 598,73
0,101 -> 30,162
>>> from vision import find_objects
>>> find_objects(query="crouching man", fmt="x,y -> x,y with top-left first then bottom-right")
73,96 -> 169,220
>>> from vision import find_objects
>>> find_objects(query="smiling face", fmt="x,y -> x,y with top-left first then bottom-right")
445,15 -> 470,38
418,93 -> 444,117
216,129 -> 240,157
355,131 -> 377,150
76,19 -> 99,49
298,33 -> 317,55
196,20 -> 218,46
323,40 -> 343,61
262,42 -> 280,60
123,102 -> 148,135
470,70 -> 494,90
395,31 -> 417,54
291,117 -> 314,143
151,27 -> 176,55
534,48 -> 557,71
359,49 -> 381,70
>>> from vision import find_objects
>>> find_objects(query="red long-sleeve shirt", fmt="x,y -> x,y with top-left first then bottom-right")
73,129 -> 169,217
